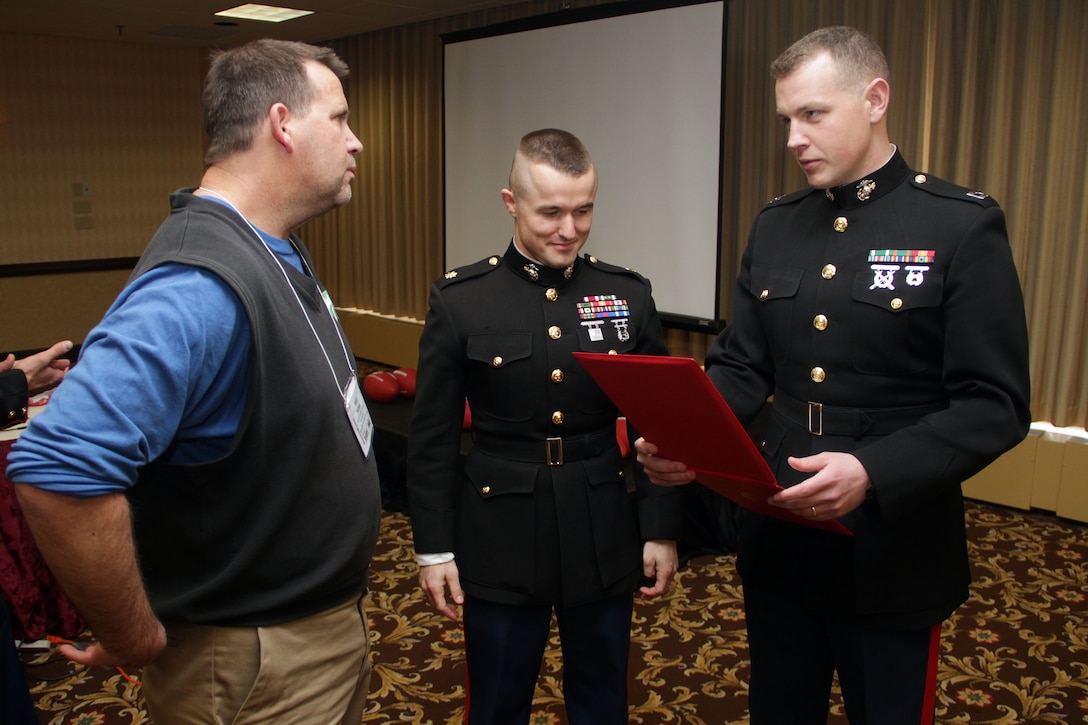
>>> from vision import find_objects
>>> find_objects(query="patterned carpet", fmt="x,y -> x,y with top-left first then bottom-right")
17,500 -> 1088,724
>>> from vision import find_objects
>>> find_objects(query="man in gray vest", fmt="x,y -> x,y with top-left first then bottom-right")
8,39 -> 382,724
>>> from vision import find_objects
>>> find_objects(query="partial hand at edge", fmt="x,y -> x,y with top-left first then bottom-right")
12,340 -> 73,395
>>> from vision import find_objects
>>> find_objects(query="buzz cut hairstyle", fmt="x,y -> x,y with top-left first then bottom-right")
770,26 -> 890,95
202,38 -> 350,166
509,128 -> 593,195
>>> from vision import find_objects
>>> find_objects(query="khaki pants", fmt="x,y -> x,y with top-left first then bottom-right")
142,595 -> 372,725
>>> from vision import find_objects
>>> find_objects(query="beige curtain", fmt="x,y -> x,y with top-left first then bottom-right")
925,0 -> 1088,428
305,0 -> 1088,428
305,0 -> 603,319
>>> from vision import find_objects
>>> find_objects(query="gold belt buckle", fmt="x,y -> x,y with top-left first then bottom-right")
807,401 -> 823,436
546,437 -> 564,466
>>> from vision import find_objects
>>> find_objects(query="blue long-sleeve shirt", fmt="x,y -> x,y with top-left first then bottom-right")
7,230 -> 303,497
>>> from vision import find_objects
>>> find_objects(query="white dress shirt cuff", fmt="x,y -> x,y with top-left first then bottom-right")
416,551 -> 455,566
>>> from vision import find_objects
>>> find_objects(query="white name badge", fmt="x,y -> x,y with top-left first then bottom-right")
344,375 -> 374,457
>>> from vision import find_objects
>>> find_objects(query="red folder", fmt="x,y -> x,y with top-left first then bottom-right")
572,352 -> 851,535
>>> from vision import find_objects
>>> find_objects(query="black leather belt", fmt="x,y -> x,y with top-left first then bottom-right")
474,429 -> 616,466
773,389 -> 947,438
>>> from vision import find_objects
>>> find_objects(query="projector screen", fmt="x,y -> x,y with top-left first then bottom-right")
443,0 -> 724,328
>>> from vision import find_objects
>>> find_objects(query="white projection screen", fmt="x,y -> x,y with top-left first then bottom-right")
443,0 -> 725,328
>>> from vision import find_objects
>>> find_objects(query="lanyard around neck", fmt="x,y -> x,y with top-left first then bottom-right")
196,187 -> 355,394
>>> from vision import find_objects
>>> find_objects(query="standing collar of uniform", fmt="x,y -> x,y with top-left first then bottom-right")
823,149 -> 910,210
503,241 -> 581,286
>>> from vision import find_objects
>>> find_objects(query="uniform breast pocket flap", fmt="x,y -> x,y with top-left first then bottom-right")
466,332 -> 533,367
851,272 -> 944,312
465,333 -> 534,421
749,264 -> 803,302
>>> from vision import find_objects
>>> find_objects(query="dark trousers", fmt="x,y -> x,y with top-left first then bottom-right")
462,592 -> 633,725
2,597 -> 38,725
744,584 -> 940,725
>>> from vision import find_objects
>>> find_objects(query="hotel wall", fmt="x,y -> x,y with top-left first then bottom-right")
0,32 -> 205,350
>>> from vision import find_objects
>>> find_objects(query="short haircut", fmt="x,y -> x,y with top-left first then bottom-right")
770,26 -> 890,94
508,128 -> 593,196
202,39 -> 350,166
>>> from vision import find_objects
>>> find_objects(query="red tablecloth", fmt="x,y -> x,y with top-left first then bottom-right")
0,439 -> 85,640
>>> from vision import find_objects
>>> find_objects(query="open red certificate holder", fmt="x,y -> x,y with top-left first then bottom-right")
572,352 -> 851,535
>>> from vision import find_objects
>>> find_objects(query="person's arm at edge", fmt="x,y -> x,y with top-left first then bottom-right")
7,266 -> 246,664
408,283 -> 468,620
13,486 -> 166,668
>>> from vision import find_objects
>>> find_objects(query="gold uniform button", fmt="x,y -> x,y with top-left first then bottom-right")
488,256 -> 499,265
833,217 -> 848,233
810,367 -> 826,383
813,314 -> 829,331
551,411 -> 565,425
821,264 -> 837,280
588,256 -> 598,264
551,368 -> 564,383
607,349 -> 619,355
548,325 -> 562,340
482,485 -> 491,495
890,298 -> 904,310
915,174 -> 928,184
492,356 -> 503,367
759,289 -> 770,300
545,287 -> 558,302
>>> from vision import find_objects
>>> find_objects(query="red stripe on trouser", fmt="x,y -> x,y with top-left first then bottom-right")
918,623 -> 942,725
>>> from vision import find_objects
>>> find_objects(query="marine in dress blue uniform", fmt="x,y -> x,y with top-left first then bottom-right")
409,126 -> 681,725
715,149 -> 1031,619
409,242 -> 684,723
637,28 -> 1030,725
708,149 -> 1030,722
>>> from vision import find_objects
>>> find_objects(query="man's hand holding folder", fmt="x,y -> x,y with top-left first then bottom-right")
572,352 -> 851,535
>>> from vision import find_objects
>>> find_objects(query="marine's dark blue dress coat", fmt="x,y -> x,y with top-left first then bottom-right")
707,151 -> 1031,627
409,243 -> 684,607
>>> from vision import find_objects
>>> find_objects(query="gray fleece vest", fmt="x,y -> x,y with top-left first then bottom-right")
126,190 -> 381,626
